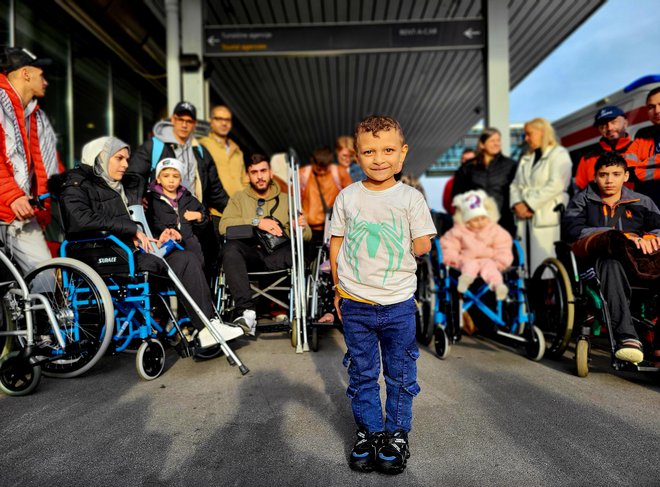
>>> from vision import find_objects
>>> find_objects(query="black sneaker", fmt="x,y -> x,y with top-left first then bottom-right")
376,430 -> 410,474
349,429 -> 382,472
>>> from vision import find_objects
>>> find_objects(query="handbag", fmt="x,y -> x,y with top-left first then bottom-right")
255,217 -> 290,254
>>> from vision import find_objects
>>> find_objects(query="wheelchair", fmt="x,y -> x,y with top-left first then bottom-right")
0,243 -> 114,395
59,206 -> 249,380
420,236 -> 545,361
532,241 -> 660,377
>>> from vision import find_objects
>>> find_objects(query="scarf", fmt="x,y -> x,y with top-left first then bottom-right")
80,136 -> 130,206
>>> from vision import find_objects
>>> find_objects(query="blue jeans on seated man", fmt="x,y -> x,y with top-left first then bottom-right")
340,297 -> 420,434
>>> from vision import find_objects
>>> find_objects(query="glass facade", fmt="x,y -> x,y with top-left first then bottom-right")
2,0 -> 166,167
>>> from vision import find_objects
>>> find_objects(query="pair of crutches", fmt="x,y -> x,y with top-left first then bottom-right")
286,149 -> 309,353
128,205 -> 249,374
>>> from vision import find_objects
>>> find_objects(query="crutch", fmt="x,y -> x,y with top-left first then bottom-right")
286,149 -> 309,353
128,205 -> 249,375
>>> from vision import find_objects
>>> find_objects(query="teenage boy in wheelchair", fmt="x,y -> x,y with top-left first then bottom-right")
54,136 -> 244,350
562,151 -> 660,364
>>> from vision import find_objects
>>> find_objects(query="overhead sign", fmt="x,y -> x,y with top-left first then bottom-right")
205,19 -> 484,56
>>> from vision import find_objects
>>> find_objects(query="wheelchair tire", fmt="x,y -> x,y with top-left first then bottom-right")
531,258 -> 575,359
575,337 -> 590,378
434,326 -> 450,359
136,339 -> 165,380
194,344 -> 224,360
0,352 -> 41,396
525,326 -> 546,361
290,318 -> 298,348
310,326 -> 319,352
24,258 -> 114,378
415,256 -> 436,345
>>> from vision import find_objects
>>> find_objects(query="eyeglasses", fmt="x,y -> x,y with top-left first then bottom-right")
173,115 -> 195,125
256,198 -> 265,217
211,116 -> 232,123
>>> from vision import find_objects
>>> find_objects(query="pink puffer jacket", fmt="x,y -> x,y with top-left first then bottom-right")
440,221 -> 513,270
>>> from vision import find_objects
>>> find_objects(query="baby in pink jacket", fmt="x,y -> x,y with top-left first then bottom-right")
440,190 -> 513,301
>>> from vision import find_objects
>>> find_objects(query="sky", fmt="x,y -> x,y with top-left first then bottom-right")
422,0 -> 660,211
509,0 -> 660,123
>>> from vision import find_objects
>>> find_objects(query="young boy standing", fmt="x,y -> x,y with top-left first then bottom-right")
563,151 -> 660,363
329,115 -> 436,474
146,158 -> 208,266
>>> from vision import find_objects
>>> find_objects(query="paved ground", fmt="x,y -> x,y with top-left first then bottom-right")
1,328 -> 659,487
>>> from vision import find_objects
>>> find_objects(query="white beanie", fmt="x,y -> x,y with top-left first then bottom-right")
453,190 -> 490,223
155,158 -> 184,179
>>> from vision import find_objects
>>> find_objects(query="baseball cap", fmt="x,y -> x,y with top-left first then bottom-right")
172,101 -> 197,120
593,105 -> 625,126
2,47 -> 51,73
155,158 -> 184,179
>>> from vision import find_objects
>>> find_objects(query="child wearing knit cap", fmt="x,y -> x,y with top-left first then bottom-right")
146,158 -> 208,266
440,189 -> 513,300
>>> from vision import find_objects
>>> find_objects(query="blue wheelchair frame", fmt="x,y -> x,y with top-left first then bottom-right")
428,237 -> 544,361
61,235 -> 178,351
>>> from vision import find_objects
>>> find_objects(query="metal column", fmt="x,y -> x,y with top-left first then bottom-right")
165,0 -> 181,113
181,0 -> 206,119
485,0 -> 510,154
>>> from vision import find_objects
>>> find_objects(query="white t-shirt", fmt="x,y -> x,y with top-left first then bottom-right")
331,181 -> 437,305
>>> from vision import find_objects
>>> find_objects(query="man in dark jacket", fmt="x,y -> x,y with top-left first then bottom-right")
562,152 -> 660,365
129,101 -> 228,275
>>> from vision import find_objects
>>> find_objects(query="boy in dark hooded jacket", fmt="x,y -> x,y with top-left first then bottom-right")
146,158 -> 207,266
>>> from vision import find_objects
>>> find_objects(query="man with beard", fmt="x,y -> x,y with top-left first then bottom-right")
219,154 -> 311,336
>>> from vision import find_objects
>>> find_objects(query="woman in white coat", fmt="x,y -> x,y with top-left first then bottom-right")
510,118 -> 572,276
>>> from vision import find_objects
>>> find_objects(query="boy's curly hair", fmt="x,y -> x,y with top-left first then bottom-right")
353,115 -> 405,149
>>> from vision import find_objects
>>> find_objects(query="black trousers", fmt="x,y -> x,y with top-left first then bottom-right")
136,250 -> 214,330
222,239 -> 292,313
597,258 -> 637,342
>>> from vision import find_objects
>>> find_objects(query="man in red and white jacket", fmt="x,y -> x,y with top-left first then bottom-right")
0,47 -> 56,274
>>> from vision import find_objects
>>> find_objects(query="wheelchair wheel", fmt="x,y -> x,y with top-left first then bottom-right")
0,352 -> 41,396
290,318 -> 298,348
310,326 -> 319,352
434,326 -> 450,359
415,256 -> 436,345
531,258 -> 575,359
24,258 -> 114,378
136,339 -> 165,380
575,337 -> 590,378
525,326 -> 546,361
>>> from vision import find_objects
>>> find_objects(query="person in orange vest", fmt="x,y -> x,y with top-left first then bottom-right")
300,146 -> 352,245
574,105 -> 634,190
0,47 -> 55,274
627,87 -> 660,205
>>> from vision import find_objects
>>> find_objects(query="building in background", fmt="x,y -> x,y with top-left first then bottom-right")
0,0 -> 167,168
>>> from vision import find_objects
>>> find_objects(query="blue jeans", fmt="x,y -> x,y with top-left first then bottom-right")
340,297 -> 420,434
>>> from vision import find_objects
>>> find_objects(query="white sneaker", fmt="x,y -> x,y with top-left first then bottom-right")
494,283 -> 509,301
457,274 -> 475,294
233,309 -> 257,336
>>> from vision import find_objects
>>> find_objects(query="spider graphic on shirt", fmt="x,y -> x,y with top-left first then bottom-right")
345,210 -> 405,284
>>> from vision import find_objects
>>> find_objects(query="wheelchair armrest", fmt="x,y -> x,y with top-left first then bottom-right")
64,230 -> 111,241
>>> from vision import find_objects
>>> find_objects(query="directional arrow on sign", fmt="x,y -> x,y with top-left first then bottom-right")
207,35 -> 220,47
463,28 -> 482,40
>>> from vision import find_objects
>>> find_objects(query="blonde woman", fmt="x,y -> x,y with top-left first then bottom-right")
510,118 -> 572,275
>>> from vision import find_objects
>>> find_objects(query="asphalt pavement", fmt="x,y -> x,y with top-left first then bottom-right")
1,328 -> 659,487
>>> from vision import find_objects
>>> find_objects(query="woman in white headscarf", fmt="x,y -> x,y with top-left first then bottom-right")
56,136 -> 243,347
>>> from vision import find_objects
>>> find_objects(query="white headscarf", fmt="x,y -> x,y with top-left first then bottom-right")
80,136 -> 130,204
